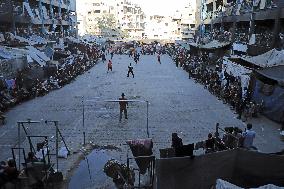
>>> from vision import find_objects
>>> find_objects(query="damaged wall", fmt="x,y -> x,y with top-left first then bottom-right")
0,58 -> 27,79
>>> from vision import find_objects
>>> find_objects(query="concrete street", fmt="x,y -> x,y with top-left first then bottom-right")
0,54 -> 283,187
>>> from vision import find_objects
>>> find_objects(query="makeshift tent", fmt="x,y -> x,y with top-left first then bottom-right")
252,66 -> 284,122
240,49 -> 284,68
156,149 -> 284,189
256,66 -> 284,86
189,40 -> 231,50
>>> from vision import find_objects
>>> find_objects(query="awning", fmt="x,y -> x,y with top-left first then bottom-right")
240,49 -> 284,68
256,65 -> 284,86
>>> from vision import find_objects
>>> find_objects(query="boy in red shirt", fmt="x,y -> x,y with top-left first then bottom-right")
107,60 -> 112,72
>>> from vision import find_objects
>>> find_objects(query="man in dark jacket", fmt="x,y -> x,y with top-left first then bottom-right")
119,93 -> 128,121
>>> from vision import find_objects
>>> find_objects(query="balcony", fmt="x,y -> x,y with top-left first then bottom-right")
35,0 -> 69,10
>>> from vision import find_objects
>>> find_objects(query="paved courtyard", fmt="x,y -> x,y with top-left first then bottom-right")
0,54 -> 283,188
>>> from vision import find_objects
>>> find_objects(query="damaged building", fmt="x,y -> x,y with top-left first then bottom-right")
0,0 -> 77,38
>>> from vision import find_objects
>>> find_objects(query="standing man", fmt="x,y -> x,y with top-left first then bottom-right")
119,93 -> 128,121
101,53 -> 106,62
242,123 -> 256,149
107,60 -> 112,72
157,54 -> 161,64
175,55 -> 179,67
127,63 -> 134,78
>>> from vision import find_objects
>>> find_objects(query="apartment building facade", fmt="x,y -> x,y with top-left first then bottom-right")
0,0 -> 77,37
195,0 -> 284,55
145,3 -> 196,41
77,0 -> 146,39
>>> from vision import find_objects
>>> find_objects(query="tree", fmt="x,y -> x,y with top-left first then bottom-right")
96,14 -> 117,31
96,14 -> 129,39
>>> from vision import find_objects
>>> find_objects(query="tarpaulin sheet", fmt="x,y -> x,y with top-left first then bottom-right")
189,40 -> 231,50
241,49 -> 284,68
223,58 -> 252,97
26,46 -> 50,62
0,47 -> 12,59
252,79 -> 284,122
23,2 -> 35,19
5,79 -> 16,90
216,179 -> 283,189
29,35 -> 47,45
256,65 -> 284,85
156,149 -> 284,189
127,139 -> 153,175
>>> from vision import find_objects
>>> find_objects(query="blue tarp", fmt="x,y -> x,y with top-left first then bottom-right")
5,79 -> 16,90
252,79 -> 284,122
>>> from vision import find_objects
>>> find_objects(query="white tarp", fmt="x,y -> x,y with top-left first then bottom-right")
28,50 -> 46,66
26,46 -> 50,62
0,47 -> 12,59
26,46 -> 50,66
34,9 -> 40,19
23,2 -> 35,19
249,34 -> 256,45
0,33 -> 5,43
189,40 -> 231,49
29,35 -> 47,45
223,58 -> 252,97
241,49 -> 284,68
14,35 -> 31,44
233,43 -> 248,53
0,46 -> 27,59
42,6 -> 49,20
216,179 -> 284,189
66,36 -> 81,43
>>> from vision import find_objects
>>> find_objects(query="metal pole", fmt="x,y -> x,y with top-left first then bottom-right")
215,122 -> 219,138
17,122 -> 21,171
55,121 -> 59,171
146,101 -> 149,138
82,96 -> 86,145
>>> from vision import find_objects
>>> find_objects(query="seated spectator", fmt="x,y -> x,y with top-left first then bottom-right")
0,159 -> 18,186
205,133 -> 215,153
171,133 -> 183,149
223,127 -> 235,149
26,152 -> 38,163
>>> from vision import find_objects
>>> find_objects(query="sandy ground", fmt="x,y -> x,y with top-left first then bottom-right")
0,54 -> 283,188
